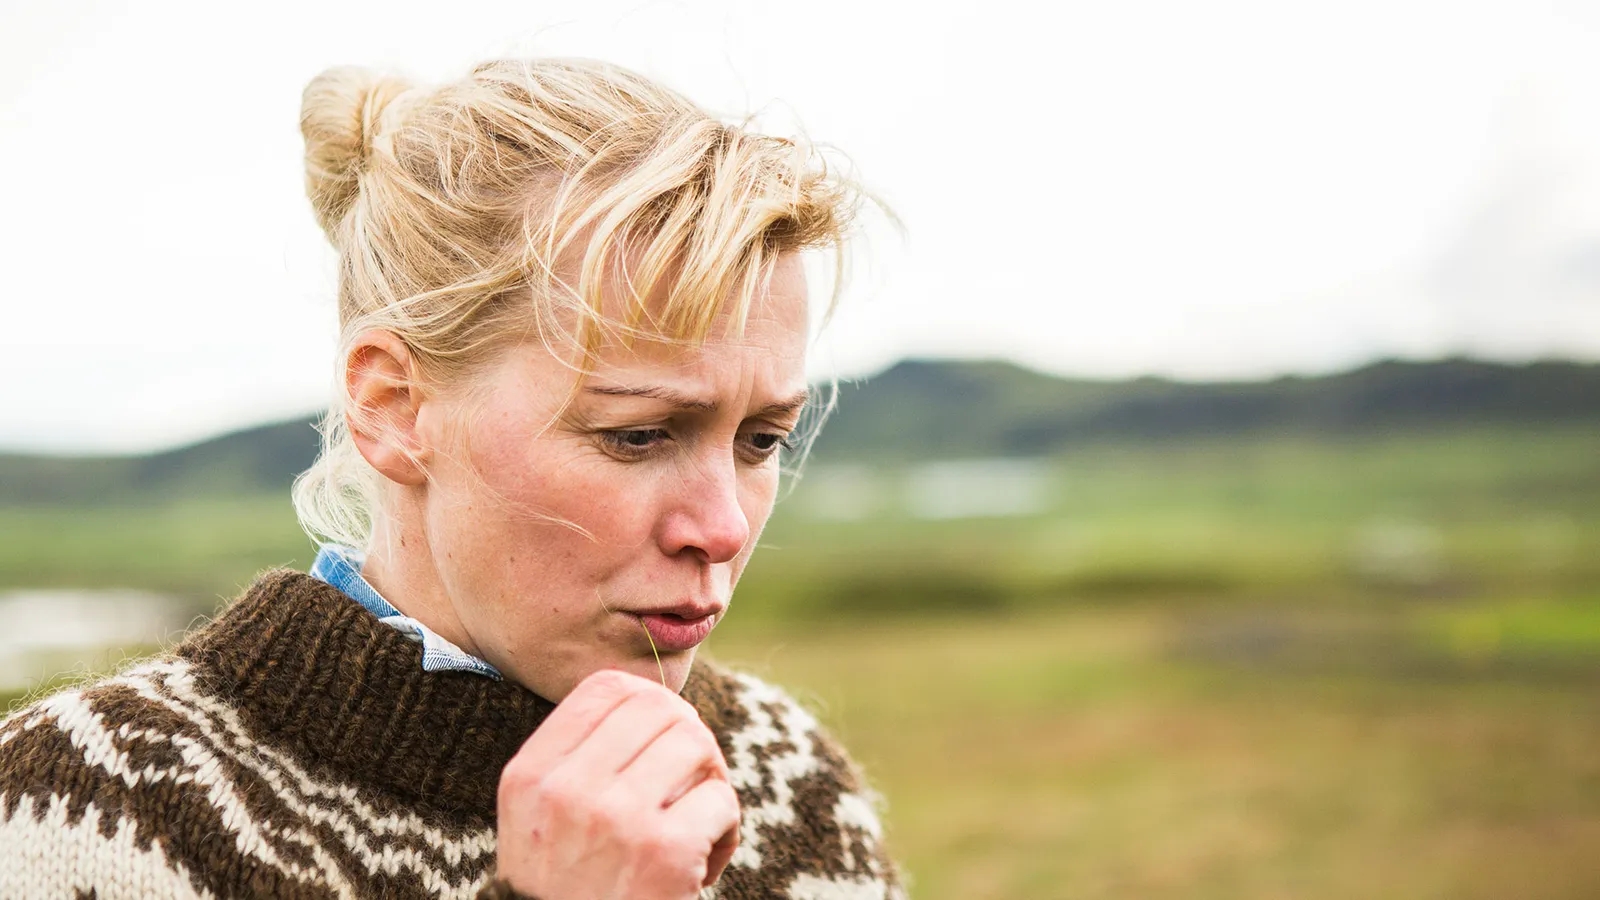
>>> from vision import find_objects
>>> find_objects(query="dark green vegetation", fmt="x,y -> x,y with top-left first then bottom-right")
810,357 -> 1600,460
0,415 -> 323,507
2,356 -> 1598,898
3,356 -> 1595,505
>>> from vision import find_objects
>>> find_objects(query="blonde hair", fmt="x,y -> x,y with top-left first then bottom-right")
292,58 -> 866,547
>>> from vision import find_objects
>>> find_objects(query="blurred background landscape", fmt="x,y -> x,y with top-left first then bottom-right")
8,1 -> 1600,897
3,355 -> 1596,899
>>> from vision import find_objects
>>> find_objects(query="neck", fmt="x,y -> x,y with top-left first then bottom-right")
362,509 -> 484,660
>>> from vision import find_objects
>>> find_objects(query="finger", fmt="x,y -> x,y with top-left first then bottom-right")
663,779 -> 741,887
563,683 -> 690,776
506,669 -> 654,776
705,819 -> 741,888
620,718 -> 727,807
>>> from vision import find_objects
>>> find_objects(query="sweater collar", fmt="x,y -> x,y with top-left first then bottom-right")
173,569 -> 555,819
309,542 -> 503,679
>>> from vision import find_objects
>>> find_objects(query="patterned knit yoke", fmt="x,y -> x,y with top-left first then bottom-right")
0,571 -> 904,899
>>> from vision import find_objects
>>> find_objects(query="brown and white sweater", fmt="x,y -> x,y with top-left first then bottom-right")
0,570 -> 904,899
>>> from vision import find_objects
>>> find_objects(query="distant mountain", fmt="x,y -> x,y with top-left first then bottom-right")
0,417 -> 325,506
809,357 -> 1600,460
1,358 -> 1596,505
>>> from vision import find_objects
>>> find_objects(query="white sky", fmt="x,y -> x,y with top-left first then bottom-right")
3,0 -> 1600,453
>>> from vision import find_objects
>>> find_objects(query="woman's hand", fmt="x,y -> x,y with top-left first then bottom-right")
494,669 -> 742,900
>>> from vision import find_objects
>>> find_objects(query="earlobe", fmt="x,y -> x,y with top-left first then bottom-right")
345,331 -> 431,487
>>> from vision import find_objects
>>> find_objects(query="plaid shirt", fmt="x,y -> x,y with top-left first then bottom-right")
308,544 -> 502,680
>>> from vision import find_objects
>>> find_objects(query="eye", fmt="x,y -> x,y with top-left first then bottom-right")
737,430 -> 794,463
600,428 -> 671,459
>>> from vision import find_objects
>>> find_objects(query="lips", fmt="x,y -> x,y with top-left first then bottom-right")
632,605 -> 723,652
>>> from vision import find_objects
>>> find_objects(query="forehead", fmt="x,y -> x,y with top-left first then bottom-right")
461,253 -> 810,417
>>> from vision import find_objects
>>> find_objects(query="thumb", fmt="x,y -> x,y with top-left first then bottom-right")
704,822 -> 740,887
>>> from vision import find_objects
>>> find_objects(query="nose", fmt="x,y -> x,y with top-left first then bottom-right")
657,454 -> 751,565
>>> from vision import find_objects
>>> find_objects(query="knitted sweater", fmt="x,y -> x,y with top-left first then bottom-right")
0,570 -> 904,899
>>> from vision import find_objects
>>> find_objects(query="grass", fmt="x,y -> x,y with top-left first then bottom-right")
0,494 -> 313,606
706,602 -> 1600,900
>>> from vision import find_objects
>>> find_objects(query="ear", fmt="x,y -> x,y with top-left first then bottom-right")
344,330 -> 431,487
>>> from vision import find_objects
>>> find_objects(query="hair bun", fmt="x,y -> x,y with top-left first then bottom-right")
300,67 -> 414,239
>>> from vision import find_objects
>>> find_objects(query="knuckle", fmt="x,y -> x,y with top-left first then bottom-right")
666,688 -> 703,717
665,699 -> 709,733
693,720 -> 723,751
689,741 -> 724,776
680,720 -> 725,763
634,679 -> 688,710
578,667 -> 647,698
532,770 -> 583,811
594,785 -> 640,830
658,719 -> 703,758
711,779 -> 740,814
634,822 -> 691,861
497,757 -> 540,798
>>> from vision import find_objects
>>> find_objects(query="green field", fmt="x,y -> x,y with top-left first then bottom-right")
709,603 -> 1600,900
3,427 -> 1599,897
5,428 -> 1597,609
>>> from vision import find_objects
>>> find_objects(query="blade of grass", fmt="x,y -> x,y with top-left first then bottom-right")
640,619 -> 667,687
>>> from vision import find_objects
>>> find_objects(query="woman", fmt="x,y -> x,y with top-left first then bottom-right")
0,59 -> 902,899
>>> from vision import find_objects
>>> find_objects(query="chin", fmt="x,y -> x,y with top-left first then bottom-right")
559,650 -> 698,698
648,650 -> 698,694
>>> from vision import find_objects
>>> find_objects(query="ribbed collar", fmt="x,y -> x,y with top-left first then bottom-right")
172,570 -> 556,820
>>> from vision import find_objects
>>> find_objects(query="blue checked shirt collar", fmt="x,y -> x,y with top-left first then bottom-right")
309,543 -> 502,680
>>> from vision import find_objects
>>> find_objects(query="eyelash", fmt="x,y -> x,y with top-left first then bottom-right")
599,429 -> 793,462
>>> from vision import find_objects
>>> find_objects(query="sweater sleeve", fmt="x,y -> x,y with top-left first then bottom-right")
697,669 -> 907,900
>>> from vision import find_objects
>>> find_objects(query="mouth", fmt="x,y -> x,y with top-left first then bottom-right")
630,606 -> 722,652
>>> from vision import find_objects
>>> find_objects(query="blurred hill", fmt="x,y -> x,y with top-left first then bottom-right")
0,415 -> 324,506
812,357 -> 1600,460
1,356 -> 1596,506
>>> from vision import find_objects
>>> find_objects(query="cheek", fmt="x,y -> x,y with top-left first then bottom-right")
464,429 -> 589,519
739,467 -> 783,536
488,452 -> 662,560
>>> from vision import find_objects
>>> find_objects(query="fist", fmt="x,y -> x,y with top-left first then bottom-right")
495,669 -> 741,900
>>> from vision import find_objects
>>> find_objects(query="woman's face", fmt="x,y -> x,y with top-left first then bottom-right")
413,254 -> 810,700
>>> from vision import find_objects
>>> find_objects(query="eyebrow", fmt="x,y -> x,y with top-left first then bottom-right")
585,384 -> 810,418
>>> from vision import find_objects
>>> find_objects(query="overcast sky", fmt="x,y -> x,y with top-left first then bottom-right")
4,0 -> 1600,453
